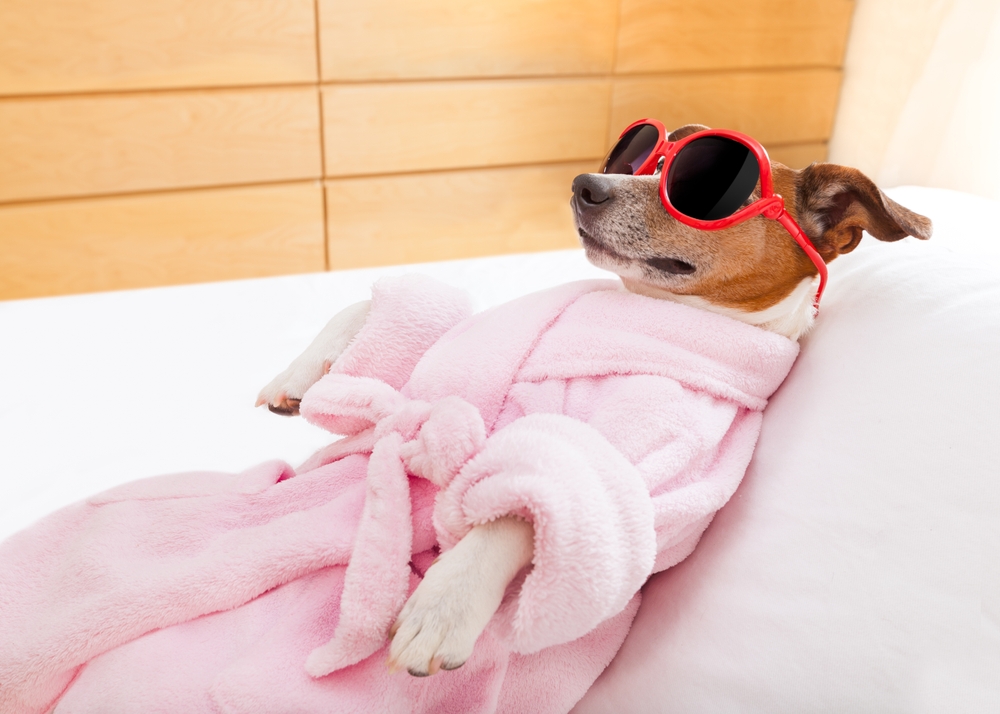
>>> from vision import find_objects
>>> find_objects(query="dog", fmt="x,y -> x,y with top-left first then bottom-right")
257,124 -> 931,677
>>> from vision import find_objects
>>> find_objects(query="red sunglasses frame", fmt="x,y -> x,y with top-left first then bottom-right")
608,118 -> 828,309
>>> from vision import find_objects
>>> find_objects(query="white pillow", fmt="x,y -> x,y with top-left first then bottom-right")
574,187 -> 1000,712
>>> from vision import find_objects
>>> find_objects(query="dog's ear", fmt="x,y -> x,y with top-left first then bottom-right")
796,163 -> 932,260
667,124 -> 710,142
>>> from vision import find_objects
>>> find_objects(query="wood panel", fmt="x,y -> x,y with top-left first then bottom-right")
0,182 -> 325,300
616,0 -> 855,74
768,142 -> 828,169
0,0 -> 317,96
0,88 -> 322,204
0,0 -> 854,300
319,0 -> 617,81
610,69 -> 842,147
326,162 -> 595,269
323,79 -> 611,177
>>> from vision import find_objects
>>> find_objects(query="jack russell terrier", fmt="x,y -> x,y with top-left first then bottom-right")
257,121 -> 931,677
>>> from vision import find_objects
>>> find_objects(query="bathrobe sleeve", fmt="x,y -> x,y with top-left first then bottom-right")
328,274 -> 473,390
433,371 -> 757,654
433,413 -> 657,654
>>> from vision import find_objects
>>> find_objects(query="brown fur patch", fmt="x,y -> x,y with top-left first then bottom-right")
667,124 -> 710,142
796,163 -> 932,262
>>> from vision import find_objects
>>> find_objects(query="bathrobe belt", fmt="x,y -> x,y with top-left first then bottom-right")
302,374 -> 487,677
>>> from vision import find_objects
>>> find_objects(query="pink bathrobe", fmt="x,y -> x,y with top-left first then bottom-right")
0,276 -> 798,714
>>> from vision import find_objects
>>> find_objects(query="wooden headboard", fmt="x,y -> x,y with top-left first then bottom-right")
0,0 -> 854,300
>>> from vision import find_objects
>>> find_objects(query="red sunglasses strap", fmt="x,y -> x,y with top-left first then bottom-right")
776,211 -> 827,311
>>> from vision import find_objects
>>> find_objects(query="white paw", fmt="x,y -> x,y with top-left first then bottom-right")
255,357 -> 329,416
387,556 -> 497,676
387,518 -> 534,676
255,300 -> 370,416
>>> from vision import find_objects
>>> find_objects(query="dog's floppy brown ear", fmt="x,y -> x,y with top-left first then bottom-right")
796,163 -> 932,260
667,124 -> 710,142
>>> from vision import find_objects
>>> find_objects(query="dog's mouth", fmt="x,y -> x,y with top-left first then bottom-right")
579,228 -> 697,276
644,256 -> 697,275
578,227 -> 612,255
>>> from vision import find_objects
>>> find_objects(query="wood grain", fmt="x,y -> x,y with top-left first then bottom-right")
322,79 -> 611,176
325,162 -> 595,269
616,0 -> 855,73
768,142 -> 828,169
0,88 -> 322,203
0,0 -> 854,299
0,182 -> 325,300
319,0 -> 617,80
0,0 -> 317,96
610,69 -> 842,147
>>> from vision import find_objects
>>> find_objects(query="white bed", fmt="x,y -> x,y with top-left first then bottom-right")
2,186 -> 999,712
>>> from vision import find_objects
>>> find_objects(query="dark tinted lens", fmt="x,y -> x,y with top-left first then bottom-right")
602,124 -> 660,175
666,137 -> 760,220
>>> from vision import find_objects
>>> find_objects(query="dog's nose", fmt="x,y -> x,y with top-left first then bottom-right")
572,174 -> 615,208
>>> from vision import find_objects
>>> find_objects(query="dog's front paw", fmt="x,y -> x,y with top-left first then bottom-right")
388,518 -> 533,676
255,358 -> 330,416
256,300 -> 371,416
387,560 -> 495,676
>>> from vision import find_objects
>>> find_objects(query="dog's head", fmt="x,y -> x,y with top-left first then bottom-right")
571,124 -> 932,338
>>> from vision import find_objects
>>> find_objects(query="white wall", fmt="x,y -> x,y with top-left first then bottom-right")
830,0 -> 1000,201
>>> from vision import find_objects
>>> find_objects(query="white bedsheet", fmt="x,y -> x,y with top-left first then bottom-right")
576,186 -> 1000,712
0,250 -> 608,541
2,186 -> 999,711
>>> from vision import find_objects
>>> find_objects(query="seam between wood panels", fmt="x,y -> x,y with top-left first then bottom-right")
605,66 -> 842,83
312,0 -> 330,270
0,178 -> 320,210
0,82 -> 319,102
314,66 -> 841,87
606,0 -> 624,147
0,74 -> 621,103
0,157 -> 606,209
311,65 -> 841,88
321,157 -> 606,183
0,66 -> 845,103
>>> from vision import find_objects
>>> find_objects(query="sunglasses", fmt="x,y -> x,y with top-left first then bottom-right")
602,118 -> 828,309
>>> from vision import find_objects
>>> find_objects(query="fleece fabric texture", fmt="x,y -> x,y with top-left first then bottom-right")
0,275 -> 798,714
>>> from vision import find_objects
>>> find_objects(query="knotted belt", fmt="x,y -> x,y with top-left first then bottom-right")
300,374 -> 487,677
